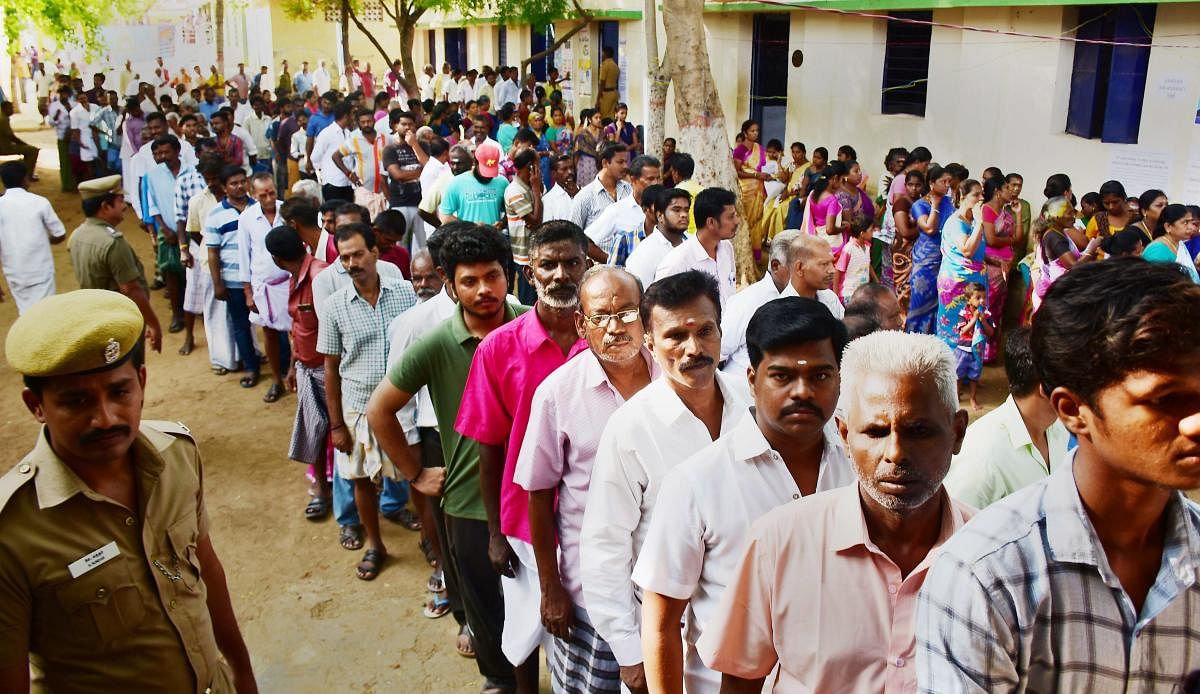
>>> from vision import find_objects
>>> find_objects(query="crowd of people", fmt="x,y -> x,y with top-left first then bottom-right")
1,47 -> 1200,694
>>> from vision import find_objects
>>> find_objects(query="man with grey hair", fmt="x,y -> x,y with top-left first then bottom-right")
515,265 -> 659,692
696,331 -> 973,692
720,229 -> 800,377
781,234 -> 845,319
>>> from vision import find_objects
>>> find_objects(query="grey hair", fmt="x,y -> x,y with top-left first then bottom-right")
449,144 -> 472,160
769,229 -> 800,267
840,331 -> 958,416
786,233 -> 832,267
290,178 -> 323,205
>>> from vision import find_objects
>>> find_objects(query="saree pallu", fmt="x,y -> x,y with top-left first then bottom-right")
936,217 -> 988,351
905,231 -> 942,334
892,235 -> 915,324
734,142 -> 767,260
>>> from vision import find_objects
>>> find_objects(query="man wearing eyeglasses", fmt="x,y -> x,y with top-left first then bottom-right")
513,266 -> 659,691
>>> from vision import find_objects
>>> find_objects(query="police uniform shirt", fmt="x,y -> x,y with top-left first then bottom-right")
67,217 -> 148,293
0,422 -> 233,693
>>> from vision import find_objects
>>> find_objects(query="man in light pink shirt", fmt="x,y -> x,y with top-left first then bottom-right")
696,331 -> 974,693
514,266 -> 659,691
455,220 -> 589,688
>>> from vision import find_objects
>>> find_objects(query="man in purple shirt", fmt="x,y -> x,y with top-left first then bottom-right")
456,220 -> 589,690
273,98 -> 299,192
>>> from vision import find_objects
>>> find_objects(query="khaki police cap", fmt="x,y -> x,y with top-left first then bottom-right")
5,290 -> 144,377
77,174 -> 123,201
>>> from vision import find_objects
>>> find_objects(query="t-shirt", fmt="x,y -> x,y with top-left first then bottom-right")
381,142 -> 422,207
203,199 -> 247,287
836,238 -> 872,301
439,171 -> 508,225
504,177 -> 535,265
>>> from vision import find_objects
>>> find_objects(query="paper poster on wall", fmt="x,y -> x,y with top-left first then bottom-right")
1107,148 -> 1172,197
1156,74 -> 1186,101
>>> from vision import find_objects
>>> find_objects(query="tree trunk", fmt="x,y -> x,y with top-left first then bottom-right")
520,1 -> 592,79
341,0 -> 351,69
397,5 -> 419,95
661,0 -> 757,285
642,0 -> 669,161
215,0 -> 225,71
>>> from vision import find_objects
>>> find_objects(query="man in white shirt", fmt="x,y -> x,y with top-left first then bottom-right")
418,64 -> 435,101
570,143 -> 630,233
313,59 -> 332,95
455,69 -> 480,103
654,187 -> 737,306
68,90 -> 98,180
585,155 -> 661,262
242,96 -> 273,169
227,88 -> 253,127
635,296 -> 854,693
779,233 -> 845,318
0,162 -> 66,312
579,269 -> 750,693
335,108 -> 389,206
626,187 -> 690,289
238,173 -> 291,402
541,155 -> 577,223
494,66 -> 520,109
311,103 -> 356,202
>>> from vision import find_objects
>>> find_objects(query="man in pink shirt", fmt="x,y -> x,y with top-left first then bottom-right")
456,220 -> 589,689
513,266 -> 658,691
696,331 -> 974,692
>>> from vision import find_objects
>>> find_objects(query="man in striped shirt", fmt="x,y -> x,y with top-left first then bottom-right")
204,165 -> 257,386
918,259 -> 1200,692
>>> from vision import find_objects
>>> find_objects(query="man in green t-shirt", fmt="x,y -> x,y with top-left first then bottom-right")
438,142 -> 508,227
367,223 -> 526,693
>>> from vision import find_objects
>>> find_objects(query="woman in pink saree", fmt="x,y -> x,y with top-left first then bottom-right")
800,160 -> 849,254
979,175 -> 1025,362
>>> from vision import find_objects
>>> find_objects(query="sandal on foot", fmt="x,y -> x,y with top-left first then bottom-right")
457,625 -> 476,658
168,318 -> 185,333
211,366 -> 229,376
304,496 -> 331,521
240,371 -> 260,388
339,524 -> 364,551
263,383 -> 285,403
418,537 -> 438,568
427,569 -> 445,593
384,507 -> 422,531
423,591 -> 450,619
356,548 -> 386,581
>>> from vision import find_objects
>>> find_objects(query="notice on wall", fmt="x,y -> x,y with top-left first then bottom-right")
1107,148 -> 1173,197
1156,74 -> 1187,101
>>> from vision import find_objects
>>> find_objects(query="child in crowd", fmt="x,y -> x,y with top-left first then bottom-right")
835,216 -> 877,302
762,139 -> 785,205
955,281 -> 993,410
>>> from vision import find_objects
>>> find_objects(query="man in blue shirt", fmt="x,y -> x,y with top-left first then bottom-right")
439,142 -> 508,227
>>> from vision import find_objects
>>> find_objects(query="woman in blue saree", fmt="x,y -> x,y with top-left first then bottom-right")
905,164 -> 956,334
936,179 -> 988,350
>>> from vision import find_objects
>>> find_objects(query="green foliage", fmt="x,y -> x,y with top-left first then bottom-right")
281,0 -> 573,27
2,0 -> 148,55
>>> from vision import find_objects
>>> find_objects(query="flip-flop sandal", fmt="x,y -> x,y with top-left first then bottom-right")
457,625 -> 476,659
356,548 -> 385,581
304,496 -> 330,521
418,537 -> 438,568
240,371 -> 260,388
384,507 -> 422,531
423,592 -> 450,619
339,524 -> 364,551
263,383 -> 285,403
427,569 -> 445,593
211,366 -> 229,376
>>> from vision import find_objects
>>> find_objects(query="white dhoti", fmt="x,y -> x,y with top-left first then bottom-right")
248,271 -> 293,331
9,276 -> 56,315
391,206 -> 424,253
183,240 -> 211,315
501,536 -> 551,666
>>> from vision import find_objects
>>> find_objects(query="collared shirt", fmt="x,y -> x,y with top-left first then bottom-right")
313,123 -> 352,187
504,176 -> 535,265
515,348 -> 661,609
916,454 -> 1200,692
236,202 -> 286,286
47,99 -> 70,139
317,275 -> 418,413
274,115 -> 298,158
634,411 -> 854,693
579,372 -> 750,666
456,308 -> 588,543
144,162 -> 184,231
338,131 -> 388,194
311,258 -> 405,315
69,102 -> 97,160
720,274 -> 784,373
386,289 -> 457,438
654,235 -> 737,306
495,79 -> 519,108
418,169 -> 454,219
68,217 -> 147,293
172,167 -> 206,227
203,200 -> 248,287
289,254 -> 329,368
391,302 -> 531,520
542,183 -> 573,223
242,109 -> 271,157
570,176 -> 632,231
586,190 -> 643,255
699,485 -> 973,693
943,395 -> 1070,509
0,423 -> 234,693
185,189 -> 220,237
780,281 -> 846,319
625,230 -> 680,289
0,187 -> 66,286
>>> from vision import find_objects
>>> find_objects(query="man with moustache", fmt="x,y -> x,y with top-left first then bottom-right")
780,233 -> 846,318
654,188 -> 738,306
637,297 -> 855,693
419,144 -> 473,230
237,173 -> 291,401
697,331 -> 973,692
514,266 -> 659,691
317,223 -> 418,581
542,154 -> 578,223
456,221 -> 591,690
0,290 -> 256,693
580,270 -> 751,693
368,225 -> 524,685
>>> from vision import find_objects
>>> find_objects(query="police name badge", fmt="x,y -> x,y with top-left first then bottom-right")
68,541 -> 121,578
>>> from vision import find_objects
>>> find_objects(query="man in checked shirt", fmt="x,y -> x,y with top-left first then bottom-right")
918,258 -> 1200,691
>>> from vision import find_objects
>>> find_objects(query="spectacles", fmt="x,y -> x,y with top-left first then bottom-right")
582,309 -> 639,328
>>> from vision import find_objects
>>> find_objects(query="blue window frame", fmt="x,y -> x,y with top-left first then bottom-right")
1066,5 -> 1156,144
881,11 -> 932,117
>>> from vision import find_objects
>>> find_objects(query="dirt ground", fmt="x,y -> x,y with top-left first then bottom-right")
0,111 -> 1009,693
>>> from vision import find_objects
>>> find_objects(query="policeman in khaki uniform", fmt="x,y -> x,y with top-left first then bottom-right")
67,174 -> 163,353
0,290 -> 256,693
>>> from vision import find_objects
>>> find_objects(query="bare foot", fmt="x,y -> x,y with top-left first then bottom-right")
178,335 -> 194,356
970,399 -> 982,412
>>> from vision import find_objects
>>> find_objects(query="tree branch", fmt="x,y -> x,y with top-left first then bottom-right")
380,0 -> 398,23
347,2 -> 395,69
520,0 -> 591,74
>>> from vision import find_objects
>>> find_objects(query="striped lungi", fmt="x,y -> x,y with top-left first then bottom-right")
288,362 -> 329,465
549,608 -> 622,693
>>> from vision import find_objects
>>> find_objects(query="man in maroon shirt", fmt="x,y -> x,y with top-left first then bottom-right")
266,224 -> 333,520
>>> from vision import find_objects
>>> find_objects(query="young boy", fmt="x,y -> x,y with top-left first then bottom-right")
835,216 -> 877,302
955,281 -> 994,410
